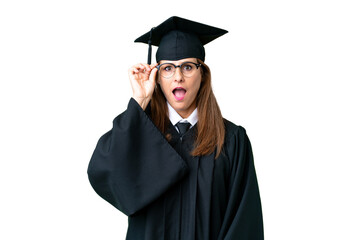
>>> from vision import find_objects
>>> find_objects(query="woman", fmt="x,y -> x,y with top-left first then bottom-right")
88,16 -> 264,240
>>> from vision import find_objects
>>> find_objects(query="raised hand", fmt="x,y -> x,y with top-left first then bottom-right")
128,63 -> 158,110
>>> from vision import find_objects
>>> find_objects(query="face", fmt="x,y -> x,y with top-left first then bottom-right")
157,58 -> 202,118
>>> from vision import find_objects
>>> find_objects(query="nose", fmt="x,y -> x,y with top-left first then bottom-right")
173,67 -> 183,82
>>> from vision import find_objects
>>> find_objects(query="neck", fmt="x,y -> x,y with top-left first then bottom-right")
167,101 -> 198,127
177,101 -> 196,118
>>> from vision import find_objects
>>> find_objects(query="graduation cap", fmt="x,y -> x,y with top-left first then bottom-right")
135,16 -> 228,64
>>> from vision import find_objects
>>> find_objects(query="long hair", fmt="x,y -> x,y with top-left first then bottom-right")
150,59 -> 225,158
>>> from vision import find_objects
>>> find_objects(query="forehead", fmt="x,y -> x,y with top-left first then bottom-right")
159,58 -> 197,65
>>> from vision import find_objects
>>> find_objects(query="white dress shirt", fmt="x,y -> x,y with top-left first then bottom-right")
167,102 -> 198,133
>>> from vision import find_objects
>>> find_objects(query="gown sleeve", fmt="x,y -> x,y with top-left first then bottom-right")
218,125 -> 264,240
87,98 -> 188,216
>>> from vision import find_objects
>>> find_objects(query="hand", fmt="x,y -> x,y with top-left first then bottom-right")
128,63 -> 158,110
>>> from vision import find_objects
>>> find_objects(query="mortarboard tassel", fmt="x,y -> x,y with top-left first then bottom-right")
147,27 -> 154,64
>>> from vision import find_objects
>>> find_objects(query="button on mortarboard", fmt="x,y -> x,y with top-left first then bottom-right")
134,16 -> 228,64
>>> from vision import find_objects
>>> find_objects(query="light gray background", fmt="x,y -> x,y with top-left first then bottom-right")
1,0 -> 359,239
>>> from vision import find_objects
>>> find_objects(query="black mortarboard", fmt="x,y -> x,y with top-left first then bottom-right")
134,16 -> 228,64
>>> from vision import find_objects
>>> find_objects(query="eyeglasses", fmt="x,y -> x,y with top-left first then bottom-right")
156,62 -> 201,78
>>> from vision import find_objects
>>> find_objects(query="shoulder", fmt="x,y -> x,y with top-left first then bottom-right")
223,118 -> 247,143
221,119 -> 252,170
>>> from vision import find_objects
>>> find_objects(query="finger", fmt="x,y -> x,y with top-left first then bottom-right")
142,63 -> 151,73
129,63 -> 148,74
129,64 -> 142,72
150,63 -> 158,69
128,67 -> 139,75
133,63 -> 146,68
149,67 -> 158,83
131,63 -> 148,73
134,63 -> 149,73
149,64 -> 158,72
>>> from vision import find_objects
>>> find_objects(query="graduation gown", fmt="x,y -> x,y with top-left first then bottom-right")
88,98 -> 264,240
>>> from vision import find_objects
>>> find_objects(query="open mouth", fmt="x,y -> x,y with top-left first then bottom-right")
172,87 -> 186,101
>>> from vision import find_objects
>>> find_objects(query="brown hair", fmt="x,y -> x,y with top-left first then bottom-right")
150,59 -> 225,158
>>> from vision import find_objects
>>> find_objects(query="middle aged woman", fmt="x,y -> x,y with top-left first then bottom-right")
88,16 -> 264,240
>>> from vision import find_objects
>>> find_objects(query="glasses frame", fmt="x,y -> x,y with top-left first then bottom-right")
156,62 -> 202,78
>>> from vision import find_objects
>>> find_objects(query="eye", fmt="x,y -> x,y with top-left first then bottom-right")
162,64 -> 174,72
182,64 -> 193,71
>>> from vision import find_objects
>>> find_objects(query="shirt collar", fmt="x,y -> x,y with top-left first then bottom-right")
167,102 -> 198,127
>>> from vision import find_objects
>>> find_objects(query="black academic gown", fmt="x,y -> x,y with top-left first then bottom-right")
88,98 -> 264,240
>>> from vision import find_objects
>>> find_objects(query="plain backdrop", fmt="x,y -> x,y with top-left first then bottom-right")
1,0 -> 359,239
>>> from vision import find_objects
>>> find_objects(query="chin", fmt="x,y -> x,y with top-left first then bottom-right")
171,101 -> 188,110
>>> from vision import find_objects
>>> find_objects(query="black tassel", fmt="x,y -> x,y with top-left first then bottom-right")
147,27 -> 154,64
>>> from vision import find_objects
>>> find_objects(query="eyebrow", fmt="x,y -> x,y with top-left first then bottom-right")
159,60 -> 198,65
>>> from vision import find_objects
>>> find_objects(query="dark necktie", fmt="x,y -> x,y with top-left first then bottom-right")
176,122 -> 191,136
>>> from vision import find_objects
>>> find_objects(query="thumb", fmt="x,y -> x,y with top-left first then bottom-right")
149,66 -> 158,84
150,63 -> 158,69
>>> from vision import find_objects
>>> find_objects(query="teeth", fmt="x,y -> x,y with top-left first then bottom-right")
173,88 -> 185,92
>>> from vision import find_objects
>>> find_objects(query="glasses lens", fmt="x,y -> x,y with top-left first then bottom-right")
159,64 -> 175,78
181,63 -> 197,77
158,62 -> 199,78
